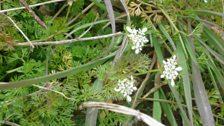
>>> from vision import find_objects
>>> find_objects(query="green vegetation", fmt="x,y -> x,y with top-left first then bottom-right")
0,0 -> 223,125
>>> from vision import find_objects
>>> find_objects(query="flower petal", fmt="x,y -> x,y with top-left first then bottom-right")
176,67 -> 182,71
142,27 -> 147,33
126,26 -> 133,33
161,74 -> 165,78
171,79 -> 175,87
163,60 -> 167,65
126,96 -> 132,102
114,87 -> 121,92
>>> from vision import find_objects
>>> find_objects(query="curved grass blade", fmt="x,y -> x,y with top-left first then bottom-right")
104,0 -> 116,46
207,65 -> 224,102
67,19 -> 108,37
153,75 -> 162,122
194,10 -> 224,17
85,79 -> 103,126
119,0 -> 130,24
153,90 -> 161,121
176,39 -> 193,126
198,38 -> 224,65
0,52 -> 116,89
152,34 -> 190,125
188,33 -> 215,126
151,34 -> 178,126
91,0 -> 106,10
159,90 -> 178,126
158,23 -> 176,50
85,108 -> 98,126
204,27 -> 224,53
191,60 -> 215,126
205,51 -> 224,91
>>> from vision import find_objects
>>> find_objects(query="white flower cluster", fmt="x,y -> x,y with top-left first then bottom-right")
114,76 -> 137,102
126,26 -> 149,54
204,0 -> 208,3
161,55 -> 182,87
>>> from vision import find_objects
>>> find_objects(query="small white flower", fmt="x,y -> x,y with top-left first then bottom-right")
126,26 -> 149,54
204,0 -> 208,3
114,76 -> 137,102
161,55 -> 182,86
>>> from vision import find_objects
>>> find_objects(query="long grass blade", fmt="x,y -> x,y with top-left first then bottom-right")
104,0 -> 116,45
151,34 -> 178,125
198,38 -> 224,65
0,52 -> 116,89
176,39 -> 193,126
188,27 -> 215,125
153,74 -> 162,121
207,65 -> 224,102
204,27 -> 224,53
158,23 -> 176,50
85,79 -> 103,126
205,51 -> 224,91
119,0 -> 130,24
191,60 -> 215,126
152,34 -> 190,125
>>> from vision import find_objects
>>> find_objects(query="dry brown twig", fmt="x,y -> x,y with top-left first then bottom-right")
80,101 -> 165,126
19,0 -> 47,28
0,120 -> 20,126
15,32 -> 123,46
0,0 -> 65,13
4,14 -> 34,48
131,52 -> 157,108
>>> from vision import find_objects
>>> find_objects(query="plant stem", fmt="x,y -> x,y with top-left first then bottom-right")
15,32 -> 123,46
0,0 -> 65,13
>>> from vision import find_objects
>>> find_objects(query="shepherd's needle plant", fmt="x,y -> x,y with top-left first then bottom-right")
161,55 -> 182,87
126,26 -> 149,54
114,76 -> 137,102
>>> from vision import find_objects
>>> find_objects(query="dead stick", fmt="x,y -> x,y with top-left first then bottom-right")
15,32 -> 123,46
19,0 -> 47,28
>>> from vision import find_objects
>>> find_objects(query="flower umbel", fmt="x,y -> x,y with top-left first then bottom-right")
161,55 -> 182,86
114,76 -> 137,102
126,26 -> 149,54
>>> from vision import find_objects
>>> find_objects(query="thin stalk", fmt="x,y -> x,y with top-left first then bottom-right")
15,32 -> 123,46
131,52 -> 157,108
0,0 -> 65,13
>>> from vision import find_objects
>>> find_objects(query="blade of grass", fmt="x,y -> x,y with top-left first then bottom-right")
168,83 -> 190,126
159,90 -> 178,126
85,79 -> 104,126
191,58 -> 215,126
152,34 -> 190,125
67,19 -> 108,37
85,108 -> 98,126
153,74 -> 162,122
0,52 -> 116,89
119,0 -> 130,24
158,23 -> 176,50
104,0 -> 116,51
197,38 -> 224,65
207,65 -> 224,102
204,27 -> 224,53
151,34 -> 178,126
205,51 -> 224,91
188,26 -> 215,126
104,0 -> 116,35
176,37 -> 193,126
91,0 -> 106,11
194,10 -> 224,17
